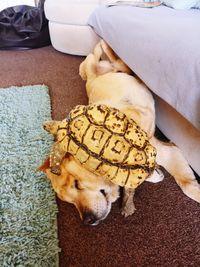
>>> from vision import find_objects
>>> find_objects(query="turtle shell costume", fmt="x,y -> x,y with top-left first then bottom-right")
43,104 -> 157,188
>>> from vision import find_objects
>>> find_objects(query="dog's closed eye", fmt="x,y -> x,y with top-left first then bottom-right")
74,180 -> 82,190
100,189 -> 106,197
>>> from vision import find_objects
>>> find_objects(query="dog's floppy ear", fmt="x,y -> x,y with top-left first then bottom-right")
38,158 -> 50,173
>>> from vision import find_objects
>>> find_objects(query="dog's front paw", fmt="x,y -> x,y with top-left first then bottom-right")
121,202 -> 136,217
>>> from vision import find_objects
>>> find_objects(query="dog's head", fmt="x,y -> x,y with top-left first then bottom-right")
39,156 -> 119,226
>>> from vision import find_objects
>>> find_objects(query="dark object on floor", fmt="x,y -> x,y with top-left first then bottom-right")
0,4 -> 50,50
155,126 -> 169,142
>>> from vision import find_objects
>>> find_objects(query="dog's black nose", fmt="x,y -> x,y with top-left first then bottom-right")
82,212 -> 98,226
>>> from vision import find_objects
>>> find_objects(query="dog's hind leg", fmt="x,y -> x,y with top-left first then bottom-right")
79,41 -> 109,80
151,137 -> 200,203
93,41 -> 104,61
100,39 -> 132,74
121,188 -> 136,217
79,42 -> 117,84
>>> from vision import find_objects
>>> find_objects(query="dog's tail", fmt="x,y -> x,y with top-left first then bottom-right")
151,137 -> 200,203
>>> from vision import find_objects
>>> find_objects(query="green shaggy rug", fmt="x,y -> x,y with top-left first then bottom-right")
0,85 -> 60,267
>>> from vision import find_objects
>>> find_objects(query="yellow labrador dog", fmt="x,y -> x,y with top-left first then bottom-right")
40,40 -> 200,225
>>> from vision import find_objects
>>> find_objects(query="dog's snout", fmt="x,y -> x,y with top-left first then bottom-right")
82,212 -> 98,226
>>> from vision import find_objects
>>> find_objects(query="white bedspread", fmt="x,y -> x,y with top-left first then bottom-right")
89,5 -> 200,130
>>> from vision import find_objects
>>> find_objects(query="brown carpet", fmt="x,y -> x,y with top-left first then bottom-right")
1,46 -> 200,267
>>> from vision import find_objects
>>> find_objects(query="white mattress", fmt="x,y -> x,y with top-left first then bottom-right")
44,0 -> 101,55
48,22 -> 100,56
45,2 -> 101,25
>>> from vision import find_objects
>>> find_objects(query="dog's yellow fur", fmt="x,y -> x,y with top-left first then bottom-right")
40,40 -> 200,225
